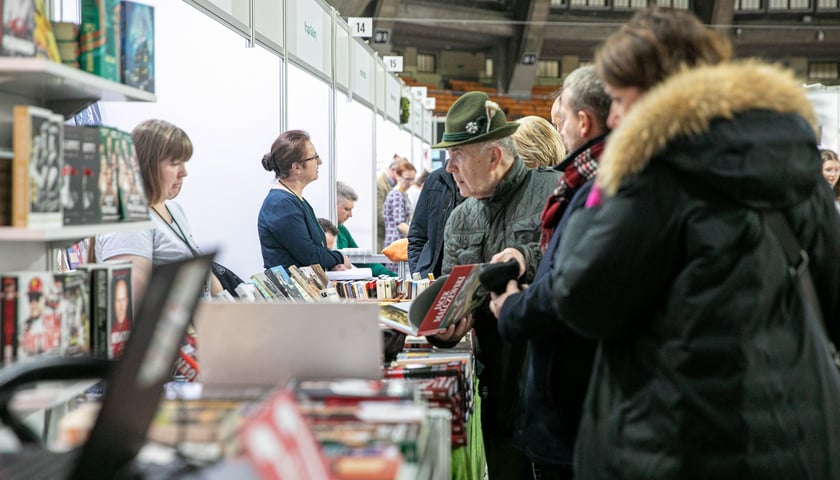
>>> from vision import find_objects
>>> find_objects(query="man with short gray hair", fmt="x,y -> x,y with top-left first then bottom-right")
426,90 -> 560,479
336,181 -> 397,277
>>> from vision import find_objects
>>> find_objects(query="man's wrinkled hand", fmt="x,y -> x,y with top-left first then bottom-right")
490,248 -> 526,277
433,314 -> 476,342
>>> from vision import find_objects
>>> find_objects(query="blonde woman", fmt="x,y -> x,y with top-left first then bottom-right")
511,115 -> 566,169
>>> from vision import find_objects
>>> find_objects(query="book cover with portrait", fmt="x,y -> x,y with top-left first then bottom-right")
113,129 -> 149,221
97,126 -> 120,222
108,265 -> 132,359
14,272 -> 62,361
12,105 -> 64,228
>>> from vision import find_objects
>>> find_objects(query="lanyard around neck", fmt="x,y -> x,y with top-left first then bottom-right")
152,205 -> 199,256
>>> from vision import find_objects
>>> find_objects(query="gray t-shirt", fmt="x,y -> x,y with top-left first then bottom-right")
96,201 -> 201,264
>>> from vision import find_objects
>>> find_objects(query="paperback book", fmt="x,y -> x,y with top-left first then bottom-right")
112,128 -> 149,220
120,1 -> 154,92
378,263 -> 486,336
12,105 -> 64,228
79,0 -> 121,82
97,126 -> 120,222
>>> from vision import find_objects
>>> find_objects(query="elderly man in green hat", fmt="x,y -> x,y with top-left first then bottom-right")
425,91 -> 561,479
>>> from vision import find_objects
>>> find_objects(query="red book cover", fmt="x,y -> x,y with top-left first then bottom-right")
239,389 -> 333,480
1,276 -> 19,366
408,263 -> 485,336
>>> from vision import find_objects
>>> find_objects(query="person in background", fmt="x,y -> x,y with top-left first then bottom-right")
406,168 -> 428,209
512,115 -> 566,169
428,91 -> 561,479
335,181 -> 397,277
407,161 -> 463,278
821,148 -> 840,212
258,129 -> 351,271
96,119 -> 222,302
490,65 -> 611,480
551,7 -> 840,479
317,217 -> 338,250
382,160 -> 416,269
376,154 -> 403,251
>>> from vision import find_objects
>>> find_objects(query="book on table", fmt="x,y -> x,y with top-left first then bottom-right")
378,263 -> 486,336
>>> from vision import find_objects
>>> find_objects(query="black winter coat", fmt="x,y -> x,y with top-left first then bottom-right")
408,163 -> 462,277
552,61 -> 840,479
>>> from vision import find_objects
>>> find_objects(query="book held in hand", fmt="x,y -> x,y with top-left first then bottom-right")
378,263 -> 486,336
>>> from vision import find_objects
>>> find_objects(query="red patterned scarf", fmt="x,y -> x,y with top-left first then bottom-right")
539,139 -> 605,250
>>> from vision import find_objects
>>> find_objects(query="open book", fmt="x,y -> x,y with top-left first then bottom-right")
379,264 -> 486,336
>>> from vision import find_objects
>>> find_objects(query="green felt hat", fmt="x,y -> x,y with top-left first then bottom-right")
433,91 -> 520,149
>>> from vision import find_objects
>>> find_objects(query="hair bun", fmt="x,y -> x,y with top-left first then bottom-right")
261,152 -> 273,171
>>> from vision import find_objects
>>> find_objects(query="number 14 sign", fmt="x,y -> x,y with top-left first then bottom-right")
348,17 -> 373,37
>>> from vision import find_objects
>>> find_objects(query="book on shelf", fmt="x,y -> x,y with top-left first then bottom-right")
1,0 -> 36,57
51,21 -> 80,67
0,158 -> 10,226
80,0 -> 121,82
378,263 -> 486,336
97,126 -> 121,222
54,271 -> 91,356
120,1 -> 154,92
33,0 -> 60,61
107,264 -> 132,358
112,128 -> 149,221
12,105 -> 64,228
3,272 -> 63,362
61,126 -> 85,225
1,276 -> 19,366
80,127 -> 103,224
76,260 -> 131,357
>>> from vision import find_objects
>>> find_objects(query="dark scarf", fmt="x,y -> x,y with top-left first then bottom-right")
540,137 -> 606,250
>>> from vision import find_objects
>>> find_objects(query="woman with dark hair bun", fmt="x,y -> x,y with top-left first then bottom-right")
257,130 -> 350,271
550,7 -> 840,479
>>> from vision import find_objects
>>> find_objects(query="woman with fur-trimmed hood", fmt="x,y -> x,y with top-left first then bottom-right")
551,7 -> 840,480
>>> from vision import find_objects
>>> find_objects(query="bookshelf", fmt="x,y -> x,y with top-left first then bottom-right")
0,57 -> 156,273
0,57 -> 156,117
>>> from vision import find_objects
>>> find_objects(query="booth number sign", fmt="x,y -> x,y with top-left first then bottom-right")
348,17 -> 373,37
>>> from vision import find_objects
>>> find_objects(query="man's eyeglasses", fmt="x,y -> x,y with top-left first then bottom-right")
400,176 -> 415,182
302,154 -> 320,162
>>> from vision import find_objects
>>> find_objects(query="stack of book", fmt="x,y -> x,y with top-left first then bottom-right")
384,334 -> 476,449
285,377 -> 450,480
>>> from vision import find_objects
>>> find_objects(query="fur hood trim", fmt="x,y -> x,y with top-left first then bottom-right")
597,60 -> 818,195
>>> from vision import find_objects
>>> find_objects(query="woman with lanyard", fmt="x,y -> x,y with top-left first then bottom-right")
96,119 -> 221,380
257,129 -> 351,271
96,119 -> 222,300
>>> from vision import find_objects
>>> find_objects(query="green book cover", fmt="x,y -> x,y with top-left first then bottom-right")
80,0 -> 120,82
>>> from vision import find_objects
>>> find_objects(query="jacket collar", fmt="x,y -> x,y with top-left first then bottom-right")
489,157 -> 528,203
597,60 -> 818,195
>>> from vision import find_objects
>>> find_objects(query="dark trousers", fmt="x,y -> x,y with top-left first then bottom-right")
534,463 -> 574,480
483,432 -> 533,479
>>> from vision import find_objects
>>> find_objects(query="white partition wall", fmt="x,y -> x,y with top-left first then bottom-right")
99,0 -> 280,279
287,64 -> 332,219
376,117 -> 402,172
335,98 -> 375,249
